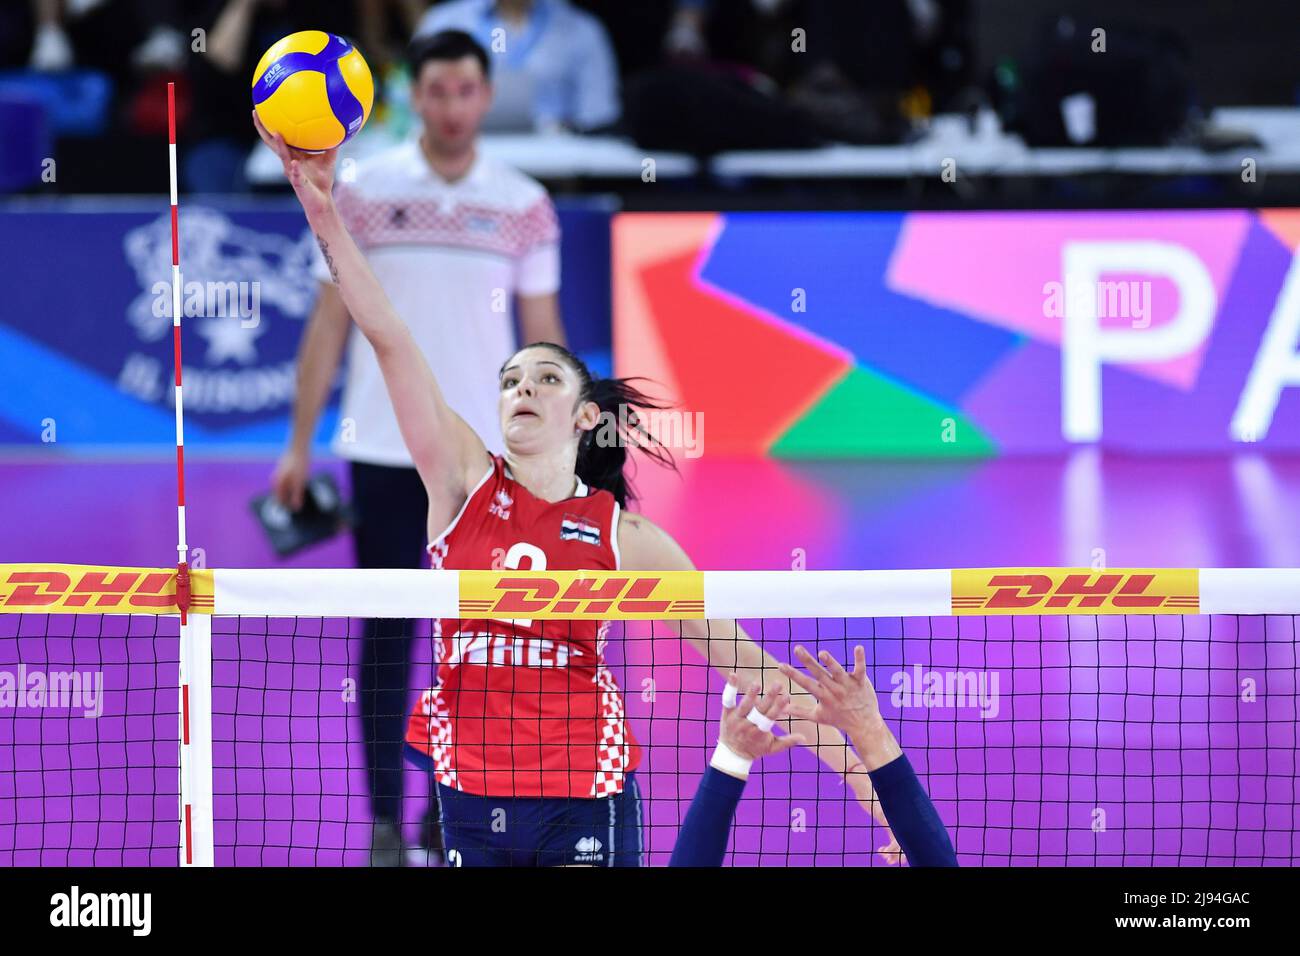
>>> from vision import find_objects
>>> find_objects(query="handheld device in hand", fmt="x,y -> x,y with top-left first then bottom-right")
250,473 -> 352,557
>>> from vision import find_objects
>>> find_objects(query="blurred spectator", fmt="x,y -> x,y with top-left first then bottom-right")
29,0 -> 77,71
803,0 -> 917,94
26,0 -> 187,73
188,0 -> 359,192
1,2 -> 200,193
664,1 -> 708,59
570,1 -> 676,79
414,0 -> 620,132
913,0 -> 974,113
621,0 -> 919,153
130,3 -> 188,72
356,0 -> 432,77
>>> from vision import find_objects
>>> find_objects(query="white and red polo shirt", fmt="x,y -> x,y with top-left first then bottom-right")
310,139 -> 560,464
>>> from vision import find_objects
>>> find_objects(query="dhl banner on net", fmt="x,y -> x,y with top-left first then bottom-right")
950,568 -> 1199,615
458,570 -> 706,620
0,565 -> 1200,617
0,566 -> 706,619
0,565 -> 215,615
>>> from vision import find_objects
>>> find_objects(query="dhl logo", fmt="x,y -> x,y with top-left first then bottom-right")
459,570 -> 705,620
950,568 -> 1199,615
0,565 -> 215,615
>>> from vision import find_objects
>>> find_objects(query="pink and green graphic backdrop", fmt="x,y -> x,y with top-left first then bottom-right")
614,210 -> 1300,456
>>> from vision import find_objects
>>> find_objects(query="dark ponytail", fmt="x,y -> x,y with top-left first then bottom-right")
527,342 -> 678,508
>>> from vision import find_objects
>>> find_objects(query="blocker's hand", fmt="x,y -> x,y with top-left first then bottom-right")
780,645 -> 883,741
252,111 -> 337,223
718,674 -> 807,764
781,645 -> 906,865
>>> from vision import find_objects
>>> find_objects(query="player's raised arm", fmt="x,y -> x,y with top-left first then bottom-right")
616,512 -> 903,865
253,111 -> 486,500
669,678 -> 805,867
782,646 -> 958,867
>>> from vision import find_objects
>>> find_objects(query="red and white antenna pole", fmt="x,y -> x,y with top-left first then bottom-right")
169,82 -> 189,603
169,82 -> 214,867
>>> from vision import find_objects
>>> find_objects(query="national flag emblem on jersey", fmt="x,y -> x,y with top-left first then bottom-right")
561,513 -> 601,546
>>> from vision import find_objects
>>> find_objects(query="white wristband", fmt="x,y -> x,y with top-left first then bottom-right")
710,740 -> 754,779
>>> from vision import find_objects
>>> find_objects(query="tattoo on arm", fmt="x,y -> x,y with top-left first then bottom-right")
316,236 -> 339,284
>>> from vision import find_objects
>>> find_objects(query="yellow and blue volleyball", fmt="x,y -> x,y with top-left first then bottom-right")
251,31 -> 373,152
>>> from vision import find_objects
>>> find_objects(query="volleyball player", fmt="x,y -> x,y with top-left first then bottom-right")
272,31 -> 564,867
670,650 -> 957,867
253,111 -> 902,867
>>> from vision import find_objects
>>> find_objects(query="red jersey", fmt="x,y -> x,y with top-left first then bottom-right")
405,455 -> 641,798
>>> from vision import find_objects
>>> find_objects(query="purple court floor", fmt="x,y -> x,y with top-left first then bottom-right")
6,451 -> 1300,571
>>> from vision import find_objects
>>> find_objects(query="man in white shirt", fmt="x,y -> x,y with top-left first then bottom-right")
415,0 -> 621,132
271,30 -> 566,866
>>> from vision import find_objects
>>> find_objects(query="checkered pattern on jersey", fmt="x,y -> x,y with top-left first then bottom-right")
336,189 -> 559,259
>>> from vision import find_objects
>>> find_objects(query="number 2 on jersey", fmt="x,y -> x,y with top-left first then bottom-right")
495,542 -> 546,628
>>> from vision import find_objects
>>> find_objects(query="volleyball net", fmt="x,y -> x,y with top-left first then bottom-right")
1,564 -> 1296,866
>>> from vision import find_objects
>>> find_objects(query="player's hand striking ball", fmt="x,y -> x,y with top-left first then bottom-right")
252,111 -> 336,225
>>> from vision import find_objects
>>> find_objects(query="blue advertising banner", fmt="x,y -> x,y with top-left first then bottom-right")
0,198 -> 612,452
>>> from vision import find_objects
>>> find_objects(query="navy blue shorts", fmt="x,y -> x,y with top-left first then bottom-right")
434,775 -> 644,868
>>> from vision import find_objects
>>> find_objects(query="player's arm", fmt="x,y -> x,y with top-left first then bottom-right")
205,0 -> 259,73
782,646 -> 958,867
272,281 -> 349,509
253,113 -> 487,504
669,679 -> 805,867
617,512 -> 902,864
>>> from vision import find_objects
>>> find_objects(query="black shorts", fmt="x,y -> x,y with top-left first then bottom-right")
434,775 -> 644,868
